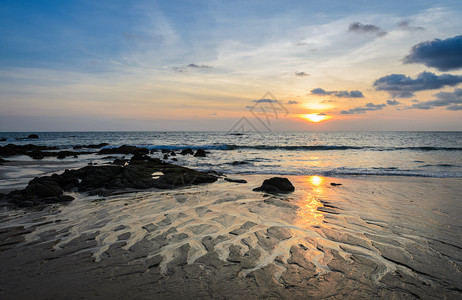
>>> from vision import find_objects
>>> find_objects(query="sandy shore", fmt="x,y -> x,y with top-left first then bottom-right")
1,174 -> 461,299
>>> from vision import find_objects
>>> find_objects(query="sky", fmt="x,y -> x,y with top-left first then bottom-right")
0,0 -> 461,131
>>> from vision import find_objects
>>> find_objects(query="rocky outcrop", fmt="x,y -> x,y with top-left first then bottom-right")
253,177 -> 295,194
180,149 -> 194,155
3,154 -> 218,207
194,149 -> 206,157
98,145 -> 149,155
73,143 -> 109,149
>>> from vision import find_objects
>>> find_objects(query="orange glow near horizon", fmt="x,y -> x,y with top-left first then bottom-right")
301,113 -> 329,123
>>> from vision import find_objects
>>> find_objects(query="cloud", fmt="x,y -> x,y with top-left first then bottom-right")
341,103 -> 386,114
403,35 -> 462,71
294,71 -> 309,77
348,22 -> 387,37
311,88 -> 364,98
187,63 -> 213,69
386,99 -> 400,106
317,113 -> 327,116
408,88 -> 462,110
397,21 -> 425,32
447,105 -> 462,111
373,71 -> 462,98
174,63 -> 213,72
287,100 -> 298,104
253,99 -> 278,103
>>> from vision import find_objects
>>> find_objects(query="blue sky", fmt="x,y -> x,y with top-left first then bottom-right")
1,0 -> 461,131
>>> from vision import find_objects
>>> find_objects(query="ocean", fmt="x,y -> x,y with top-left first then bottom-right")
1,131 -> 461,178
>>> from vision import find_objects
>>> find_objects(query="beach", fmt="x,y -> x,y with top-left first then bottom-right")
0,131 -> 461,299
1,166 -> 461,299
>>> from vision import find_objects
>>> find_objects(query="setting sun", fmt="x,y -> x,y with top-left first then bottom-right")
301,113 -> 329,123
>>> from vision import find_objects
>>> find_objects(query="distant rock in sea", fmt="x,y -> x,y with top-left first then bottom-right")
194,149 -> 206,157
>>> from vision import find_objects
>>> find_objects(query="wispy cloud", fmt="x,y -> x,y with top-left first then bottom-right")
386,99 -> 400,105
341,103 -> 386,114
373,71 -> 462,98
348,22 -> 387,37
311,88 -> 364,98
294,71 -> 309,77
174,63 -> 214,72
397,21 -> 425,32
407,88 -> 462,110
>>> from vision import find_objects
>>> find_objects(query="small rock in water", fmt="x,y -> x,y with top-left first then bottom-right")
180,148 -> 194,155
330,182 -> 342,186
253,177 -> 295,194
224,178 -> 247,184
194,149 -> 206,157
27,134 -> 39,139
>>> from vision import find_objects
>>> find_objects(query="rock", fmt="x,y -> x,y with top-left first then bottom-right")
194,149 -> 206,157
4,153 -> 218,207
73,143 -> 109,149
0,158 -> 7,164
224,178 -> 247,184
180,148 -> 194,155
170,151 -> 176,156
98,145 -> 149,155
27,134 -> 39,139
330,183 -> 342,186
29,150 -> 45,160
0,137 -> 6,142
230,161 -> 249,165
253,177 -> 295,194
57,154 -> 66,159
172,158 -> 178,161
24,179 -> 63,200
163,154 -> 169,160
161,149 -> 170,153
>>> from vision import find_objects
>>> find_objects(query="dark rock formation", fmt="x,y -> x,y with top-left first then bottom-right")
180,148 -> 194,155
0,137 -> 6,142
224,178 -> 247,184
27,134 -> 39,139
73,143 -> 109,149
0,144 -> 87,159
229,161 -> 249,165
194,149 -> 206,157
98,145 -> 149,155
3,155 -> 218,207
253,177 -> 295,194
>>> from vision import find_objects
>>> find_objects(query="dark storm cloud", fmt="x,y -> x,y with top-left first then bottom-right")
341,103 -> 386,114
386,99 -> 400,105
348,22 -> 387,37
408,88 -> 462,110
373,71 -> 462,98
311,88 -> 364,98
403,35 -> 462,71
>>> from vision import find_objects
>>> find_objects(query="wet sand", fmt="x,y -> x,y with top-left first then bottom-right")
1,175 -> 461,299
